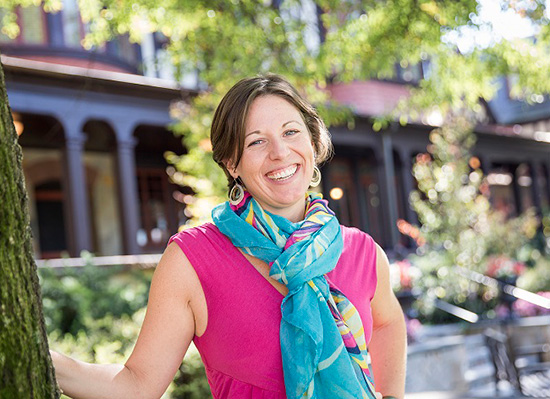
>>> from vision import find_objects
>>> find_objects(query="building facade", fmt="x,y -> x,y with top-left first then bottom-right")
3,2 -> 550,259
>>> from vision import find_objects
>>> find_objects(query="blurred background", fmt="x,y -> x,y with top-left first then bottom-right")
2,0 -> 550,397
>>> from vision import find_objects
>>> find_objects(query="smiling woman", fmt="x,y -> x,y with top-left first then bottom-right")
226,95 -> 316,222
50,75 -> 407,399
210,75 -> 333,223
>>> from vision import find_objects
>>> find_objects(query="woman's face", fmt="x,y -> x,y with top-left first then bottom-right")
228,95 -> 315,222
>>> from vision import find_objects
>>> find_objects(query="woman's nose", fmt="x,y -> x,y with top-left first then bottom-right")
269,137 -> 290,159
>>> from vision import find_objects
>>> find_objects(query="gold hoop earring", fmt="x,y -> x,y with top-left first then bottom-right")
229,180 -> 245,205
310,166 -> 321,188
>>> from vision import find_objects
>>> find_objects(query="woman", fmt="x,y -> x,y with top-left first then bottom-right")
51,74 -> 407,399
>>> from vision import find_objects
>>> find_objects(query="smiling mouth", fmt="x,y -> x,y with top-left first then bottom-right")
266,164 -> 298,181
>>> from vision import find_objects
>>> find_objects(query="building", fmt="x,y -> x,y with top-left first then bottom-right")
326,78 -> 550,251
2,2 -> 196,258
2,3 -> 550,259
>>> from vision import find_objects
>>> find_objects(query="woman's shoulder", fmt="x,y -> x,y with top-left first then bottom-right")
169,222 -> 222,244
168,222 -> 234,261
339,224 -> 377,252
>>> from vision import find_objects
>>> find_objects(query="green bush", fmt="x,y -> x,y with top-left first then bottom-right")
517,256 -> 550,293
40,261 -> 211,398
39,259 -> 152,335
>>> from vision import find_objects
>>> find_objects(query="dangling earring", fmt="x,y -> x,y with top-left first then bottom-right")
229,178 -> 245,205
310,166 -> 321,188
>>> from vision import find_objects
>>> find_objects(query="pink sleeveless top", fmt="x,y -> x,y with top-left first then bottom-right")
168,223 -> 378,399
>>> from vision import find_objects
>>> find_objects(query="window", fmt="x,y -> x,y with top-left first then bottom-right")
20,5 -> 47,44
395,61 -> 423,84
107,34 -> 138,65
62,0 -> 82,47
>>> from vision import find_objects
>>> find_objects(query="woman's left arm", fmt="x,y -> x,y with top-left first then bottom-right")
369,243 -> 407,399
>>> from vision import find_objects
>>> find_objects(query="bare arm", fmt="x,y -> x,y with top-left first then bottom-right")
51,242 -> 203,399
369,243 -> 407,399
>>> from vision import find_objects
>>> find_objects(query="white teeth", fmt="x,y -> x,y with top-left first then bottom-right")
267,165 -> 298,181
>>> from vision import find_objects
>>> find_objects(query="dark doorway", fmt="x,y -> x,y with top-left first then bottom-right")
35,180 -> 67,258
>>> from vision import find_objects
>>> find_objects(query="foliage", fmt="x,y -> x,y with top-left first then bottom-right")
409,116 -> 489,273
405,115 -> 540,322
48,310 -> 144,367
5,0 -> 550,220
41,263 -> 211,398
527,210 -> 550,259
38,254 -> 152,336
517,256 -> 550,293
482,208 -> 539,261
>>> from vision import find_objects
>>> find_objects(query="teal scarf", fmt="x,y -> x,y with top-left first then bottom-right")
212,191 -> 376,399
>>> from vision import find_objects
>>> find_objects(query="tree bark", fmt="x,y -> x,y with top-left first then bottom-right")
0,56 -> 59,397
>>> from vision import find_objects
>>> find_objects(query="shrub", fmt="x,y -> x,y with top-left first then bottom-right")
40,262 -> 211,398
39,260 -> 152,336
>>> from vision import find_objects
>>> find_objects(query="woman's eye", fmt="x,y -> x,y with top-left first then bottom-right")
284,129 -> 299,136
248,139 -> 263,147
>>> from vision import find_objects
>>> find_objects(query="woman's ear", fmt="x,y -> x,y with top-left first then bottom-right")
224,160 -> 239,180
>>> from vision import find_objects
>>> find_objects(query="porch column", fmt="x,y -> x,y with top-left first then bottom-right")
377,131 -> 400,249
528,162 -> 542,215
63,126 -> 93,255
398,147 -> 418,225
113,121 -> 141,255
510,163 -> 522,214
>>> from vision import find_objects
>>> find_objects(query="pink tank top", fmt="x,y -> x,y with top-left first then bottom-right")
168,223 -> 378,399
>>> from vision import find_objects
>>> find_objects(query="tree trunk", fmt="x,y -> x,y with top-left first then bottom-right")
0,56 -> 59,397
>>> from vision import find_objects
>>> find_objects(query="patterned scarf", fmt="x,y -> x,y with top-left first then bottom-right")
212,191 -> 376,399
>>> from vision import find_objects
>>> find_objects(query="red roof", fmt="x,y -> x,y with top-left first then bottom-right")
328,80 -> 410,117
9,55 -> 130,73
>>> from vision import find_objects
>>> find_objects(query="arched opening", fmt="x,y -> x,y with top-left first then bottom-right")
18,112 -> 68,258
17,112 -> 64,148
83,120 -> 122,255
134,125 -> 189,253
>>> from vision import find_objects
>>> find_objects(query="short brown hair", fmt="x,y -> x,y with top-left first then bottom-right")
210,74 -> 333,187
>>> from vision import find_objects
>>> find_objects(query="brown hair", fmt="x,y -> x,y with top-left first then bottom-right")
210,74 -> 333,187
